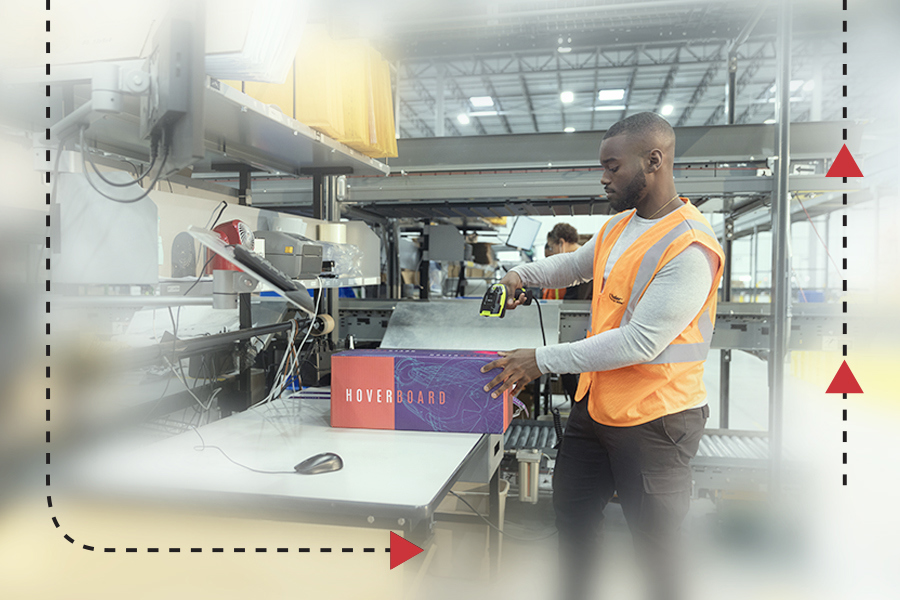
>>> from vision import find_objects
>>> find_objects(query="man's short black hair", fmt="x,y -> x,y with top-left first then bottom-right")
602,111 -> 675,142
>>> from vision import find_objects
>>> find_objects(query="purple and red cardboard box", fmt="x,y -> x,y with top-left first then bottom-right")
330,349 -> 512,434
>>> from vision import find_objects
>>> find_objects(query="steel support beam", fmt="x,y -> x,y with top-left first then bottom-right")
620,46 -> 642,123
313,174 -> 339,343
435,68 -> 445,137
483,77 -> 513,134
375,122 -> 853,172
768,0 -> 792,498
720,216 -> 734,428
676,48 -> 724,126
654,47 -> 681,114
401,42 -> 773,81
445,75 -> 488,135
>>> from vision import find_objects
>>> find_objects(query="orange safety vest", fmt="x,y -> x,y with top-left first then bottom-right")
574,198 -> 725,427
542,288 -> 565,300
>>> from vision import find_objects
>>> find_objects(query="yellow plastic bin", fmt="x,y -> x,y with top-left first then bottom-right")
432,479 -> 509,579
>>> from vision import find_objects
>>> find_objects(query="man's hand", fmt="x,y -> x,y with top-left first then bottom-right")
498,272 -> 529,313
481,349 -> 542,398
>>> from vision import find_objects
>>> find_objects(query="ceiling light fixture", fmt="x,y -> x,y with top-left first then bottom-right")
661,104 -> 674,116
564,126 -> 575,133
469,96 -> 494,107
594,105 -> 626,111
560,91 -> 574,103
597,89 -> 626,101
457,113 -> 470,125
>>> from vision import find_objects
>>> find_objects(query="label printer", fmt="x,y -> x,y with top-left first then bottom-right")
253,230 -> 324,280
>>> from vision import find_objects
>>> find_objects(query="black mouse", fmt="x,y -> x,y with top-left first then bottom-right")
294,452 -> 343,475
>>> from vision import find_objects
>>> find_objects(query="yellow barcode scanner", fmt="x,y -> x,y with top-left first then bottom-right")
480,283 -> 531,318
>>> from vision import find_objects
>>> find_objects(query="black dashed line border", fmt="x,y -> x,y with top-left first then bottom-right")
39,4 -> 394,555
27,4 -> 448,567
841,0 -> 848,488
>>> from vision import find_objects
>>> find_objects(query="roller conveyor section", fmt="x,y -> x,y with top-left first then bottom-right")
513,426 -> 528,450
537,428 -> 550,450
503,421 -> 780,494
732,436 -> 766,460
504,423 -> 773,460
505,426 -> 522,449
526,427 -> 541,449
504,421 -> 558,452
698,437 -> 714,458
690,428 -> 784,494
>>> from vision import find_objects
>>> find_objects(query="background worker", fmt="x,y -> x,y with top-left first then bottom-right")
542,223 -> 592,301
541,242 -> 564,299
481,112 -> 725,600
542,223 -> 592,403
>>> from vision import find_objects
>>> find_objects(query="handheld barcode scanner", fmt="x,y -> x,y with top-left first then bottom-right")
480,283 -> 531,318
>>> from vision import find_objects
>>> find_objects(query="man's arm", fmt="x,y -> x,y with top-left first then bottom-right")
510,234 -> 596,289
535,243 -> 718,374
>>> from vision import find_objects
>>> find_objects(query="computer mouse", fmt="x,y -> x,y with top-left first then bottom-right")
294,452 -> 343,475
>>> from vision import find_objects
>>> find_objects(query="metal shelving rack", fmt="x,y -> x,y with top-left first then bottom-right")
18,67 -> 392,412
49,76 -> 391,179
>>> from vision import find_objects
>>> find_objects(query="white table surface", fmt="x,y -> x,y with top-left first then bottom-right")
72,392 -> 488,523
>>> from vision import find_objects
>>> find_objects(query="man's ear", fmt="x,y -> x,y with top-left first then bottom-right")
646,148 -> 663,173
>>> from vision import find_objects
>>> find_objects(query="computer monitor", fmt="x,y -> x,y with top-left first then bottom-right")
141,4 -> 206,177
506,216 -> 542,251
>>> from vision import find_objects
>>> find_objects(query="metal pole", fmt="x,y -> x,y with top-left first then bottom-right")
237,292 -> 252,410
720,217 -> 734,428
419,224 -> 430,300
725,1 -> 765,125
236,172 -> 253,413
391,220 -> 402,299
313,174 -> 338,343
769,0 -> 793,497
751,226 -> 758,302
725,53 -> 738,125
238,167 -> 252,206
488,468 -> 500,578
435,68 -> 445,137
823,215 -> 830,292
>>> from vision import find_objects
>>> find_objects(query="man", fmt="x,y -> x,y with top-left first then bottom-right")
543,223 -> 592,301
541,242 -> 563,299
482,112 -> 724,600
542,223 -> 593,404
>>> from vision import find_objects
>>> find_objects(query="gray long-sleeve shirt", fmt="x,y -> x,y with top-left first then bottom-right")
511,213 -> 719,382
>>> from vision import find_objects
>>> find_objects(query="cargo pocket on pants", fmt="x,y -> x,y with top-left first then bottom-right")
639,469 -> 693,531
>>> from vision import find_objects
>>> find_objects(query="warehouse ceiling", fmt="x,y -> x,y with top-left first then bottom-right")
320,0 -> 852,137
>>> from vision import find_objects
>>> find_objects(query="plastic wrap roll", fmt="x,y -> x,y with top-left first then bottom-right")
312,314 -> 335,336
318,223 -> 347,244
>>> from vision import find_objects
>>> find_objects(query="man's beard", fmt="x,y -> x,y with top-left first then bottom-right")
609,169 -> 646,213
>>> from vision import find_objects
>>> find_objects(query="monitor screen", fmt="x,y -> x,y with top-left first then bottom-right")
506,216 -> 542,251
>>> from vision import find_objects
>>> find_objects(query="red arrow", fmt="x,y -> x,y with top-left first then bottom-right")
826,360 -> 863,394
389,532 -> 423,569
826,145 -> 863,177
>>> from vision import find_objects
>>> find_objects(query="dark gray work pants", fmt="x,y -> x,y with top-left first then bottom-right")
552,398 -> 708,600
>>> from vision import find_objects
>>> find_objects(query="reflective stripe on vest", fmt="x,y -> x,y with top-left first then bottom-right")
600,210 -> 632,246
621,218 -> 720,325
643,307 -> 714,365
